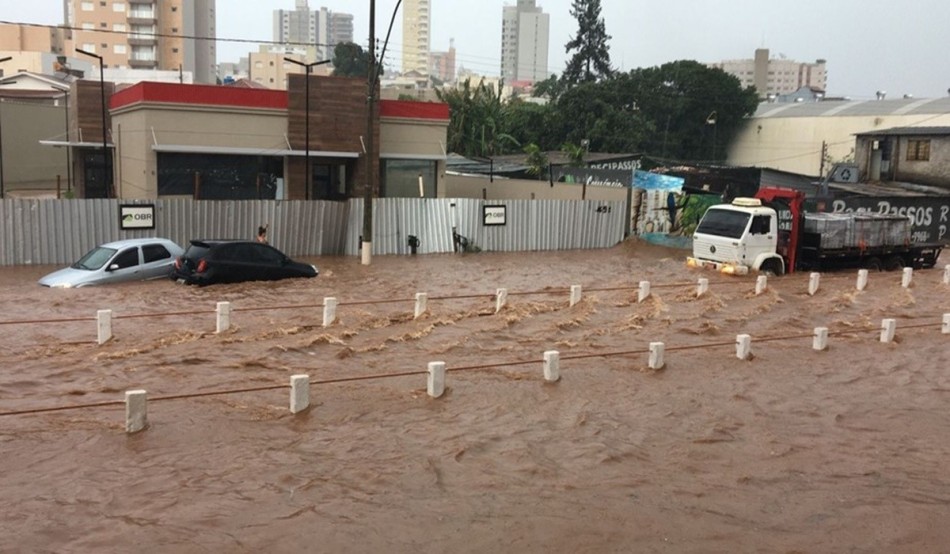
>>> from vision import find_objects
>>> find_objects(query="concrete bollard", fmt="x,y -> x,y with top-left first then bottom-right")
857,269 -> 869,292
125,389 -> 148,433
944,265 -> 950,286
943,314 -> 950,335
808,273 -> 821,296
427,361 -> 446,398
543,350 -> 560,382
697,278 -> 709,298
638,281 -> 651,303
570,285 -> 582,307
736,334 -> 752,361
880,319 -> 897,343
901,267 -> 913,289
414,292 -> 428,319
813,327 -> 829,351
496,288 -> 508,314
323,297 -> 338,327
649,342 -> 665,370
216,302 -> 231,333
290,374 -> 310,414
755,275 -> 767,296
97,309 -> 113,345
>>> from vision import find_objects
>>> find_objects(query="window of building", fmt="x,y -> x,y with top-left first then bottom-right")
171,6 -> 177,11
113,2 -> 125,12
113,23 -> 126,32
906,139 -> 931,161
81,1 -> 93,10
100,1 -> 106,6
100,22 -> 107,27
82,43 -> 96,52
172,27 -> 178,33
114,44 -> 127,54
82,22 -> 94,30
172,48 -> 179,53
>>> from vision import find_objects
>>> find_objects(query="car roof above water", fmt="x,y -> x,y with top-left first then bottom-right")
97,237 -> 180,249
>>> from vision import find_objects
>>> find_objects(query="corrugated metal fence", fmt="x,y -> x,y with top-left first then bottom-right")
0,198 -> 626,266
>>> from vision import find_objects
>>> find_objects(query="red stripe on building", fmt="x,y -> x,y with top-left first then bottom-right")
379,100 -> 450,120
111,82 -> 288,110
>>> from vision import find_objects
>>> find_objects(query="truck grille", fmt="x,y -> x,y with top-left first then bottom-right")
693,238 -> 739,263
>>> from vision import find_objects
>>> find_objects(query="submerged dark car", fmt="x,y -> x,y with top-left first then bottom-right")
172,240 -> 318,286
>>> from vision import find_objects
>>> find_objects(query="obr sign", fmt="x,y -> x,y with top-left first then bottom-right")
119,204 -> 156,230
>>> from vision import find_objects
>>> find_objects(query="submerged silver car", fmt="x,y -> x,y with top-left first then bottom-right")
38,238 -> 184,288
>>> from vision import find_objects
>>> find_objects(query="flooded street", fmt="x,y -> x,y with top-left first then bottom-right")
2,241 -> 949,553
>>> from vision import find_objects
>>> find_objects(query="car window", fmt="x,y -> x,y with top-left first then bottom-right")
184,244 -> 211,261
214,244 -> 244,262
73,246 -> 117,270
251,244 -> 285,264
142,244 -> 172,263
112,248 -> 140,269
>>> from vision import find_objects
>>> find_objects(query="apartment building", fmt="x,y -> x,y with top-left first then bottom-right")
402,0 -> 430,76
500,0 -> 549,84
710,48 -> 827,98
248,46 -> 332,90
429,39 -> 456,83
63,0 -> 216,84
273,1 -> 354,61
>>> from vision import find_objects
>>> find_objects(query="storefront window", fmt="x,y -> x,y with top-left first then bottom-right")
157,153 -> 283,199
382,159 -> 437,198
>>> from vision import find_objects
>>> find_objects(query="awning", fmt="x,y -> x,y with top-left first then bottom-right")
151,144 -> 361,158
39,140 -> 115,148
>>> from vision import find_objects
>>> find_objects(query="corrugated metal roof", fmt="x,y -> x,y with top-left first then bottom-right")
853,126 -> 950,136
753,96 -> 950,119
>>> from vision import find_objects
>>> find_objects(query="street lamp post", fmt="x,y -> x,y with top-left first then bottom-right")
0,56 -> 12,199
706,111 -> 718,161
284,57 -> 331,200
75,48 -> 111,197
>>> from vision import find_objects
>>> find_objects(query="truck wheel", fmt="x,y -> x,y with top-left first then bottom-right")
863,257 -> 883,272
884,256 -> 904,272
761,259 -> 784,276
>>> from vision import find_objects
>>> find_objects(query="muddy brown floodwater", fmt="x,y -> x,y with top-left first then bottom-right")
1,240 -> 949,553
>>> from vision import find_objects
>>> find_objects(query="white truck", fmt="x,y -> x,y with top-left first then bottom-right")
687,187 -> 944,275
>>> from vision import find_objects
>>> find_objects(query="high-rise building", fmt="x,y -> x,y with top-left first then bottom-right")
709,48 -> 827,98
63,0 -> 216,84
429,39 -> 456,83
402,0 -> 430,76
500,0 -> 549,84
273,1 -> 354,61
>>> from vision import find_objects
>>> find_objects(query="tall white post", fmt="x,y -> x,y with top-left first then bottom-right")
125,389 -> 148,433
755,275 -> 768,296
215,302 -> 231,334
813,327 -> 829,351
808,273 -> 821,296
697,278 -> 709,298
570,285 -> 582,307
414,292 -> 428,319
901,267 -> 914,289
880,319 -> 897,343
323,297 -> 338,327
543,350 -> 560,382
736,334 -> 752,360
290,374 -> 310,414
97,309 -> 112,345
496,288 -> 508,314
649,342 -> 665,370
856,269 -> 869,292
638,281 -> 651,303
427,361 -> 446,398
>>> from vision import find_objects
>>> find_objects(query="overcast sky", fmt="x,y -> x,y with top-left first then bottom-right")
7,0 -> 950,99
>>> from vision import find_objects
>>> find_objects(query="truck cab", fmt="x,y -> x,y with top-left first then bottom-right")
687,197 -> 787,275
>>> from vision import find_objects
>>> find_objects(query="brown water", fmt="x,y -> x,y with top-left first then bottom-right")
2,241 -> 949,553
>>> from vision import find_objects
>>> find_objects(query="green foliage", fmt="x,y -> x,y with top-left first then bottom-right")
436,79 -> 518,158
523,143 -> 549,179
562,142 -> 586,167
332,42 -> 369,78
397,93 -> 418,101
532,75 -> 566,102
562,0 -> 613,85
622,60 -> 759,162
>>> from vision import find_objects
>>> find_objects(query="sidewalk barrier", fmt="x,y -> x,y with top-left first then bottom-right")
97,309 -> 112,345
414,293 -> 428,319
857,269 -> 869,292
290,375 -> 310,414
755,275 -> 767,296
736,334 -> 752,360
697,278 -> 709,298
881,319 -> 897,343
543,351 -> 560,382
496,288 -> 508,313
428,361 -> 446,398
638,281 -> 651,303
902,268 -> 914,289
813,327 -> 829,351
808,273 -> 821,296
216,302 -> 231,334
125,390 -> 148,433
570,285 -> 582,307
323,297 -> 338,327
648,342 -> 665,370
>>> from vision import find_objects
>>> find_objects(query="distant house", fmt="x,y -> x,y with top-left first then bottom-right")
854,127 -> 950,189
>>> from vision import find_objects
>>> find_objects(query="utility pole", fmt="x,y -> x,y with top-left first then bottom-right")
362,0 -> 376,265
819,140 -> 828,177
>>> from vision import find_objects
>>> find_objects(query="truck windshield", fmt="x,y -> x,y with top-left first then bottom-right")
695,208 -> 751,239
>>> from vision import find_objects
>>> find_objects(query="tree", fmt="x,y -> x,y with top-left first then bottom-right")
562,0 -> 613,85
562,142 -> 586,167
523,143 -> 549,180
332,42 -> 369,78
548,80 -> 647,154
436,79 -> 517,158
621,60 -> 759,162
